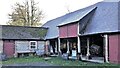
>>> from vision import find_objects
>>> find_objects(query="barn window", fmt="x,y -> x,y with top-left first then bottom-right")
29,41 -> 37,49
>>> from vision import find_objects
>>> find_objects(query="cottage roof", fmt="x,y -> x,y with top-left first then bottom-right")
0,25 -> 48,40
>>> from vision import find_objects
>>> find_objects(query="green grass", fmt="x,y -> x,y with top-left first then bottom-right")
42,57 -> 118,66
2,56 -> 119,67
2,56 -> 45,64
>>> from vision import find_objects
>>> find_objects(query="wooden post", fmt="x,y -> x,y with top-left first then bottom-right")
14,41 -> 18,57
77,22 -> 80,53
67,40 -> 69,54
77,36 -> 81,60
104,35 -> 109,63
50,45 -> 53,53
45,40 -> 49,56
58,38 -> 61,54
77,36 -> 80,53
86,38 -> 90,60
55,41 -> 58,53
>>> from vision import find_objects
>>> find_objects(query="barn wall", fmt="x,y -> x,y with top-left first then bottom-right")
59,25 -> 67,38
0,40 -> 3,53
68,23 -> 78,37
59,23 -> 78,38
109,34 -> 120,64
118,34 -> 120,63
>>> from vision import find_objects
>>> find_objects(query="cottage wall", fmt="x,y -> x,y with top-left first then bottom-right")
15,41 -> 30,53
15,41 -> 45,54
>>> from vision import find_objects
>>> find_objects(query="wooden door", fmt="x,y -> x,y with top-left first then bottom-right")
3,41 -> 15,58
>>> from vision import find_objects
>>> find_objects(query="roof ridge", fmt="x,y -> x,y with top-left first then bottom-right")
103,0 -> 120,2
42,4 -> 97,26
58,5 -> 97,26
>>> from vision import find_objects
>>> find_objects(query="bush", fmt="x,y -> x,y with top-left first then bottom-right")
0,53 -> 7,61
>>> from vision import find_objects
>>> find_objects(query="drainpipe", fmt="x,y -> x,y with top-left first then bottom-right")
104,35 -> 109,63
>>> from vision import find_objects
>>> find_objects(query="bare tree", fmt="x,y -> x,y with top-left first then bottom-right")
7,0 -> 44,27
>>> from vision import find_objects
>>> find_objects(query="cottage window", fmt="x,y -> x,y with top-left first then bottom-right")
31,42 -> 36,45
29,41 -> 37,50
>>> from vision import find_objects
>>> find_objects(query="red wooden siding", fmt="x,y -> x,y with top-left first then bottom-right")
119,35 -> 120,63
3,41 -> 15,58
59,23 -> 78,38
109,34 -> 120,64
59,25 -> 68,38
68,23 -> 78,37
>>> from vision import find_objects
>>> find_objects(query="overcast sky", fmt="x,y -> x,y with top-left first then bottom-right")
0,0 -> 103,25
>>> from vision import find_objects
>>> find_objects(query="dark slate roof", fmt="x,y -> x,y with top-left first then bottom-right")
82,1 -> 120,35
58,6 -> 97,26
43,0 -> 120,38
42,5 -> 97,39
42,15 -> 68,39
0,25 -> 48,40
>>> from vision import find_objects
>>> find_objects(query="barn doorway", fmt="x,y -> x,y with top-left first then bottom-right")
60,37 -> 77,57
3,40 -> 15,58
81,35 -> 104,63
49,39 -> 58,55
68,38 -> 77,56
60,39 -> 67,54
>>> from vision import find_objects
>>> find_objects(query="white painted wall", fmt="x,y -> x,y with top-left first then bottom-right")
15,41 -> 30,53
0,40 -> 3,53
15,41 -> 45,54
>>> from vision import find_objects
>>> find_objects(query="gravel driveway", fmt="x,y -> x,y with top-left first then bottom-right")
2,62 -> 58,68
2,62 -> 57,66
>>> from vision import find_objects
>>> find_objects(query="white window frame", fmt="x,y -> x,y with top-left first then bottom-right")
29,41 -> 37,50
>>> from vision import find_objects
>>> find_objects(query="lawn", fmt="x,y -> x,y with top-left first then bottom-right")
2,56 -> 119,67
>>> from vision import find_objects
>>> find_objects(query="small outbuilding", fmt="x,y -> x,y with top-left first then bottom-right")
0,25 -> 48,58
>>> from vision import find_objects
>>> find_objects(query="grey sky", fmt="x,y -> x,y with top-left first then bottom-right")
0,0 -> 103,25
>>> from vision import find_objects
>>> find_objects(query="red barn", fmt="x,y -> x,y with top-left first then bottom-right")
43,0 -> 120,64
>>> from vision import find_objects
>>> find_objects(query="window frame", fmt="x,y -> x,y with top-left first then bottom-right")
29,41 -> 37,50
